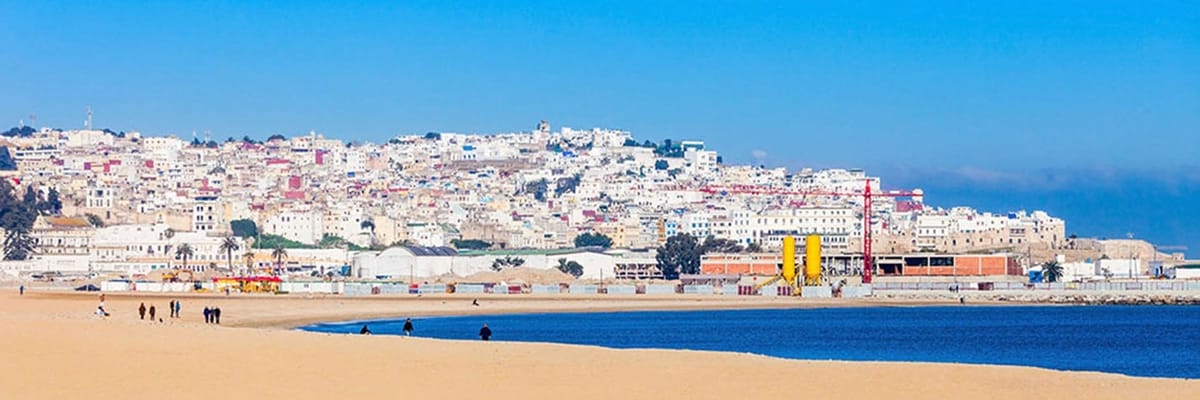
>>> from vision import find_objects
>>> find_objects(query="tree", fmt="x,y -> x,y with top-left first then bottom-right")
267,134 -> 286,142
243,251 -> 256,273
424,132 -> 441,140
175,244 -> 194,271
229,219 -> 258,238
2,126 -> 36,137
491,256 -> 525,271
44,187 -> 62,215
0,146 -> 16,170
574,232 -> 613,249
0,181 -> 38,260
85,213 -> 104,227
3,229 -> 37,261
1042,261 -> 1064,283
556,258 -> 584,278
654,160 -> 669,170
745,242 -> 763,253
220,236 -> 240,272
451,239 -> 492,250
360,219 -> 375,232
272,246 -> 288,274
656,234 -> 701,280
700,236 -> 743,254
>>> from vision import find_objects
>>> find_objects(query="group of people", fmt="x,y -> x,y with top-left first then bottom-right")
202,306 -> 222,324
136,300 -> 184,322
357,319 -> 491,341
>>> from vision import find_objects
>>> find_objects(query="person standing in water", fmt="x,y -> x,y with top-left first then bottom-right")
479,323 -> 492,341
402,318 -> 414,336
360,325 -> 371,335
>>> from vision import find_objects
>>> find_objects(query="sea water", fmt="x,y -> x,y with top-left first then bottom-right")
302,305 -> 1200,379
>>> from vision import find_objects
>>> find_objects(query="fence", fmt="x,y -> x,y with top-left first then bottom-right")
569,284 -> 598,295
530,284 -> 562,294
873,280 -> 1200,292
606,285 -> 637,295
643,284 -> 679,295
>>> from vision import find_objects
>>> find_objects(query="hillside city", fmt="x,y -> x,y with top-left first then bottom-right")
0,121 -> 1179,281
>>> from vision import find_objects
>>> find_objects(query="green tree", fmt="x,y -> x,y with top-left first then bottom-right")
85,213 -> 104,227
229,219 -> 258,238
574,232 -> 613,249
491,256 -> 526,271
220,236 -> 240,272
699,236 -> 743,253
556,258 -> 584,278
272,246 -> 288,274
1,182 -> 38,260
243,251 -> 256,273
175,244 -> 194,271
451,239 -> 492,250
1042,261 -> 1064,283
656,234 -> 701,280
745,242 -> 763,253
654,160 -> 669,170
0,146 -> 16,170
44,187 -> 62,215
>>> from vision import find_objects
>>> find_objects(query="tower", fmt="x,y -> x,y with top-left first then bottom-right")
85,106 -> 93,130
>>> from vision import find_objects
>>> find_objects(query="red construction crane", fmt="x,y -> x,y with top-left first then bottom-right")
699,180 -> 921,284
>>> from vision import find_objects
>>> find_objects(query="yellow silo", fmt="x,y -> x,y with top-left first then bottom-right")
781,236 -> 797,286
804,234 -> 822,286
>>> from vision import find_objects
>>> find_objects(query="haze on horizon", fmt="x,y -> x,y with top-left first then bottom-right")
2,1 -> 1198,255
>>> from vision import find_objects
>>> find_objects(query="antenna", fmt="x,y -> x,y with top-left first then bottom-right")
86,106 -> 93,130
29,114 -> 36,129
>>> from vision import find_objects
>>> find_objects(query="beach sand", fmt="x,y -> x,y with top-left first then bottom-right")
1,291 -> 1196,399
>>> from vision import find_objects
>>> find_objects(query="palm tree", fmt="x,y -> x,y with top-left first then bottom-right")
220,236 -> 239,273
175,243 -> 194,272
242,251 -> 256,274
1042,261 -> 1064,283
271,246 -> 288,275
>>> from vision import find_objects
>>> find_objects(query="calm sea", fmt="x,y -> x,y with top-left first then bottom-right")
302,306 -> 1200,379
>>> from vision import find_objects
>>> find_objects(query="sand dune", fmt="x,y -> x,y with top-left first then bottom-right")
0,291 -> 1195,399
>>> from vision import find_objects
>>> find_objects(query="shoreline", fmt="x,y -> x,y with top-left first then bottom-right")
2,291 -> 1197,399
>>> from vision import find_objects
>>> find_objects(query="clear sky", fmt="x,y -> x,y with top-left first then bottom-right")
3,1 -> 1199,254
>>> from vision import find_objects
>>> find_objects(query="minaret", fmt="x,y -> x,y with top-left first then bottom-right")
86,106 -> 93,130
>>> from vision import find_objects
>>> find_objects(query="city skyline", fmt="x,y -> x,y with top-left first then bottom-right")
3,1 -> 1198,255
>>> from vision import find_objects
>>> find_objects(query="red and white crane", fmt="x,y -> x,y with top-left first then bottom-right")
699,179 -> 921,284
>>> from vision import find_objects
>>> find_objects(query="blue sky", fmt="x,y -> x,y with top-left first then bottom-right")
2,1 -> 1198,254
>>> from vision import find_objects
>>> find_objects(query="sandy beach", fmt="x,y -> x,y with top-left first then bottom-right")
1,290 -> 1196,400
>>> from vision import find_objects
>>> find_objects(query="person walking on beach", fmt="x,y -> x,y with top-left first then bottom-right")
213,307 -> 221,324
19,285 -> 23,296
360,325 -> 371,335
479,323 -> 492,341
148,305 -> 156,320
138,303 -> 147,320
203,307 -> 211,324
168,300 -> 175,318
173,300 -> 181,318
403,318 -> 414,336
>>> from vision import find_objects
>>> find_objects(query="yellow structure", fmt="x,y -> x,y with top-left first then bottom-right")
804,234 -> 822,286
781,236 -> 797,286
